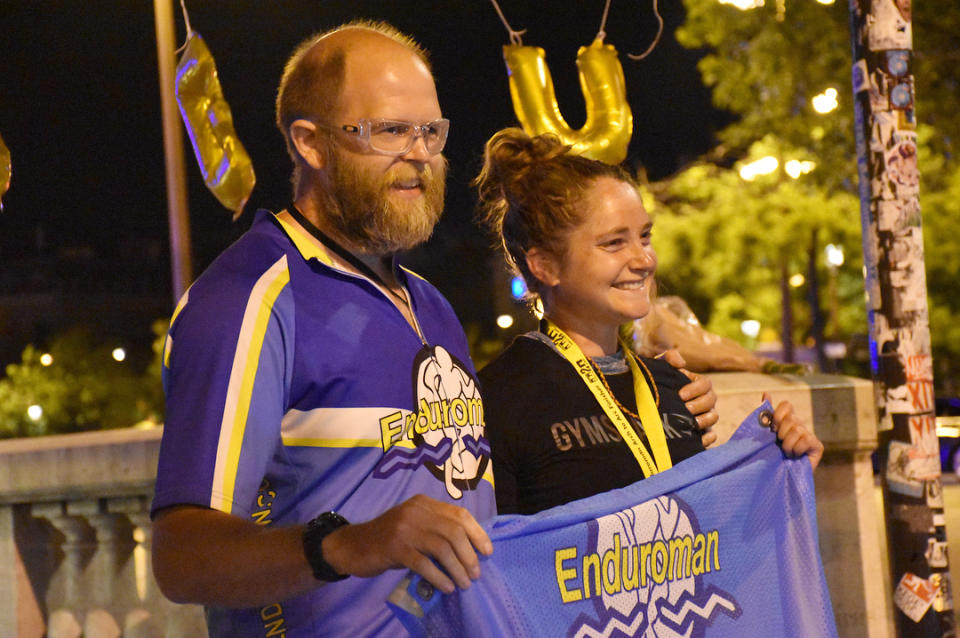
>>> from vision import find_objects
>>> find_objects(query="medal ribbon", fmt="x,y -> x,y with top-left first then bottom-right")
544,319 -> 672,478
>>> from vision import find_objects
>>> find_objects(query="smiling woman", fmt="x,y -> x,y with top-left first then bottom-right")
473,128 -> 707,514
473,128 -> 823,515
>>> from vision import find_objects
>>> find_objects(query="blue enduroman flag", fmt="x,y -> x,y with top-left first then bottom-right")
388,403 -> 838,638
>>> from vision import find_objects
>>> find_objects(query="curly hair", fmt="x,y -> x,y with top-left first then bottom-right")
474,128 -> 635,302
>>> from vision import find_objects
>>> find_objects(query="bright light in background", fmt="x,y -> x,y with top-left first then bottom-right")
40,353 -> 53,366
739,156 -> 778,181
112,348 -> 126,362
741,320 -> 761,339
27,405 -> 43,421
510,276 -> 527,300
789,273 -> 806,287
815,0 -> 835,5
718,0 -> 764,8
812,87 -> 839,114
825,243 -> 845,267
784,159 -> 816,179
496,314 -> 515,329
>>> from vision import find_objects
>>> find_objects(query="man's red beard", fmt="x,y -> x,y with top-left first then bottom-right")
317,149 -> 447,256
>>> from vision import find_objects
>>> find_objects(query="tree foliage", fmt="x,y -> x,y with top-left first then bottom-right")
648,135 -> 864,347
0,322 -> 166,438
650,0 -> 960,387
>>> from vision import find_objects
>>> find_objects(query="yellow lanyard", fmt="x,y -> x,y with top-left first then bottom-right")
543,319 -> 672,478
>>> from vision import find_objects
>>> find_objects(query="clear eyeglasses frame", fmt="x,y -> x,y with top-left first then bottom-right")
314,118 -> 450,157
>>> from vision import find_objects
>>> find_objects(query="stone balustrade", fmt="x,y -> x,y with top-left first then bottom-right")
0,428 -> 206,637
0,373 -> 894,637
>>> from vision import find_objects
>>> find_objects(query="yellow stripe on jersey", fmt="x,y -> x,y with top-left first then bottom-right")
281,437 -> 405,448
274,210 -> 334,266
210,256 -> 290,513
163,289 -> 191,369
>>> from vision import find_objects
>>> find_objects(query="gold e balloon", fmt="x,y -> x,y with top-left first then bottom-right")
176,32 -> 255,219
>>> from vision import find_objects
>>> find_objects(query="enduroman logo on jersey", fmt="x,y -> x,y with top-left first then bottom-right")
375,345 -> 490,499
557,495 -> 740,637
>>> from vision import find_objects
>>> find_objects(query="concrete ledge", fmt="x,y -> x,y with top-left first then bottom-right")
0,427 -> 162,505
707,371 -> 878,452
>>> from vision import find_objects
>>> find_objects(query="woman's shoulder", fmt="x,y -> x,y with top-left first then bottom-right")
480,333 -> 547,374
478,333 -> 562,395
638,355 -> 690,391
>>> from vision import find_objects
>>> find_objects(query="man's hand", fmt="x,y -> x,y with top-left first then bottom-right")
660,349 -> 719,447
763,393 -> 824,470
323,494 -> 492,594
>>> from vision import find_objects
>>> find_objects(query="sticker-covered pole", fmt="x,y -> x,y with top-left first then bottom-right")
848,0 -> 955,634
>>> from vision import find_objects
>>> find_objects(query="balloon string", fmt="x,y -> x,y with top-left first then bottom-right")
596,0 -> 613,41
487,0 -> 526,45
627,0 -> 664,60
179,0 -> 194,36
174,0 -> 194,55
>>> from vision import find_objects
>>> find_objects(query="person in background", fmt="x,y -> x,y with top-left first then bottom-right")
474,128 -> 823,515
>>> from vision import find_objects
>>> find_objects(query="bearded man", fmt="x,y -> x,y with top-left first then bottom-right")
150,20 -> 716,637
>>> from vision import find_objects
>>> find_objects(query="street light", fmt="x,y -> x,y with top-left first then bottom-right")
741,320 -> 761,339
812,88 -> 839,114
825,243 -> 845,267
785,159 -> 816,179
717,0 -> 764,8
738,156 -> 778,181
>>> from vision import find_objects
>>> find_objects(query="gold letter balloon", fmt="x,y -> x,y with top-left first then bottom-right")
176,32 -> 255,219
0,132 -> 10,209
504,38 -> 633,164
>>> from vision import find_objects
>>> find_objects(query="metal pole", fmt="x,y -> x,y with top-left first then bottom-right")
153,0 -> 193,303
848,1 -> 954,634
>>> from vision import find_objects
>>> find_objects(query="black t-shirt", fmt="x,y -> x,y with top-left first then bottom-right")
479,333 -> 705,515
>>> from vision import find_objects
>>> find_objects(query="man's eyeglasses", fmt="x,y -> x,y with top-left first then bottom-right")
315,118 -> 450,157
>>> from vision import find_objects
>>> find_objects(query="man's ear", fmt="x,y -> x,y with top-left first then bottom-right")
525,247 -> 560,288
289,119 -> 325,170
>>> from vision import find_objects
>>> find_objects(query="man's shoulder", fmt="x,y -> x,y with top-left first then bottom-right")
191,211 -> 298,292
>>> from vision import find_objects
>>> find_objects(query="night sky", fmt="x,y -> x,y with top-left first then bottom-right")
0,1 -> 728,362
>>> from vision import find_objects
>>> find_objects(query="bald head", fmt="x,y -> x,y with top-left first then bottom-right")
275,22 -> 434,169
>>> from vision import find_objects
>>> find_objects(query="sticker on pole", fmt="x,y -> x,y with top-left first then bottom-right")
929,572 -> 953,612
894,572 -> 936,622
886,440 -> 938,497
925,538 -> 949,569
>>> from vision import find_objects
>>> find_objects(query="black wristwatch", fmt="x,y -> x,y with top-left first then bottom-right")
302,511 -> 350,582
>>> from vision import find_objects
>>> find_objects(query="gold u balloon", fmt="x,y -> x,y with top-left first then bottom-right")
176,32 -> 255,219
504,38 -> 633,164
0,132 -> 10,209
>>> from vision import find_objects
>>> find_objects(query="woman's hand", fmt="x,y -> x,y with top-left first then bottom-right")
661,349 -> 719,447
763,392 -> 824,470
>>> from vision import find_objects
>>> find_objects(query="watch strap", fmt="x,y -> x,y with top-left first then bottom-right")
302,511 -> 350,582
